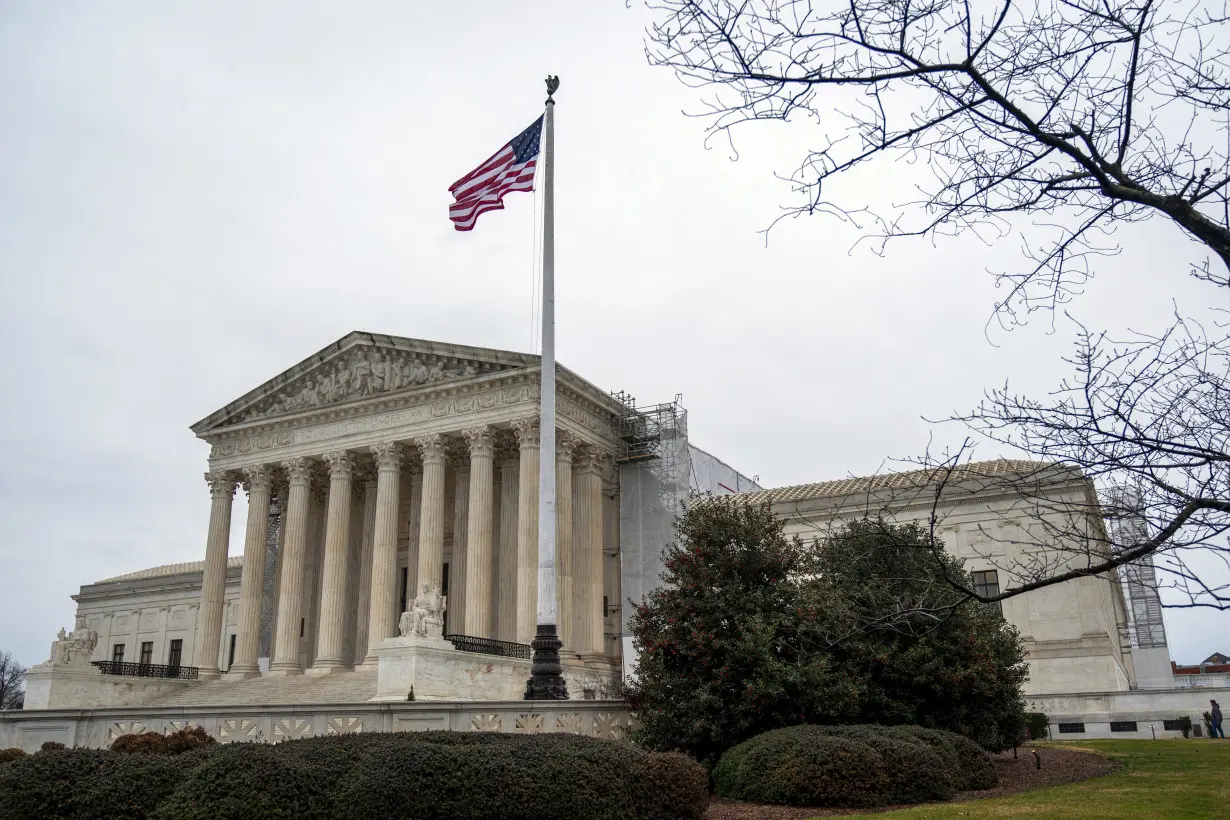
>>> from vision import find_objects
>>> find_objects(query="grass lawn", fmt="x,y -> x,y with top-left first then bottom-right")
832,740 -> 1230,820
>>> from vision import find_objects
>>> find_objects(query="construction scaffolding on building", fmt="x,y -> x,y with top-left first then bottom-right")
1104,486 -> 1169,650
611,392 -> 759,678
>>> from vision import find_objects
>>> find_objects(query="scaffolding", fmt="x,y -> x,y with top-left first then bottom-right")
1105,486 -> 1168,650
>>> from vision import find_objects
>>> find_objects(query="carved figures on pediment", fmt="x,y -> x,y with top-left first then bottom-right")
48,620 -> 99,666
399,583 -> 447,639
242,348 -> 490,423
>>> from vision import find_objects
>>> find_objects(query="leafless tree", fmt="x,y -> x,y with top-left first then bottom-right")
0,650 -> 25,710
643,0 -> 1230,609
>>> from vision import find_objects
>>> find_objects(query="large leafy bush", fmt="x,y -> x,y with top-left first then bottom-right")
625,501 -> 1028,764
713,723 -> 997,807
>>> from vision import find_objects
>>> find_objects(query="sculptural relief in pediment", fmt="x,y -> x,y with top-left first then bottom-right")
238,346 -> 510,423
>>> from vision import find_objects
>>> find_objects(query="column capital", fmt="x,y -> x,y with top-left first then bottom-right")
282,457 -> 314,486
512,416 -> 541,449
464,425 -> 496,458
372,441 -> 404,472
241,464 -> 274,493
204,470 -> 238,498
417,433 -> 449,465
324,450 -> 356,479
556,431 -> 579,462
576,446 -> 611,474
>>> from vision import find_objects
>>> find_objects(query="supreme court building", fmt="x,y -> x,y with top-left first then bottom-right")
5,330 -> 1225,751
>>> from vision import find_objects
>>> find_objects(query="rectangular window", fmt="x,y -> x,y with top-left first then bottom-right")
299,618 -> 305,638
1057,723 -> 1085,734
399,567 -> 409,615
227,634 -> 237,670
112,644 -> 125,663
1110,721 -> 1138,733
1162,719 -> 1187,731
139,642 -> 153,665
972,569 -> 1003,614
168,639 -> 183,668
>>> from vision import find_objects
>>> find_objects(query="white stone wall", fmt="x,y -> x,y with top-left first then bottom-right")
1027,685 -> 1230,739
0,700 -> 633,752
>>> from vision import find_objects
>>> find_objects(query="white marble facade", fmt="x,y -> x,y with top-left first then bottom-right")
183,333 -> 627,682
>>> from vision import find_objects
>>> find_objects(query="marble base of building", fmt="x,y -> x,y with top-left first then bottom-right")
0,700 -> 634,753
1026,685 -> 1230,739
23,662 -> 196,711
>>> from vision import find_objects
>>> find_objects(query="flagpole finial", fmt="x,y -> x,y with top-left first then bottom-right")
545,75 -> 560,103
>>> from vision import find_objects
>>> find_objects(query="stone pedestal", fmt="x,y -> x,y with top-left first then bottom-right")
372,635 -> 528,702
22,662 -> 195,710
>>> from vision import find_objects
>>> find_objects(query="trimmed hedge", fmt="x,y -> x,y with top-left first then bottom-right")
713,723 -> 998,808
0,747 -> 27,765
0,730 -> 709,820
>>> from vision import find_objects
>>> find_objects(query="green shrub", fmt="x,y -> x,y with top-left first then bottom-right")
40,741 -> 67,752
0,747 -> 27,765
110,732 -> 169,755
0,748 -> 111,819
1024,711 -> 1050,740
74,754 -> 192,820
632,751 -> 710,820
713,725 -> 890,808
0,731 -> 709,820
150,743 -> 329,820
326,731 -> 704,820
713,723 -> 996,808
882,725 -> 997,790
807,726 -> 955,803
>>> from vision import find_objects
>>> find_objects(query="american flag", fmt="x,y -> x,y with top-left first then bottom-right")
449,116 -> 543,231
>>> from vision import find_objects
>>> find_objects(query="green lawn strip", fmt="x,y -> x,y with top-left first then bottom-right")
812,740 -> 1230,820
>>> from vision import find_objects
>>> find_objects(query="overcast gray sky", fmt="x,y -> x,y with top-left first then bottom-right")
1,1 -> 1225,670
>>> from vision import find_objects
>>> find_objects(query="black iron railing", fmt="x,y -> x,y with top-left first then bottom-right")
444,634 -> 531,660
92,661 -> 199,680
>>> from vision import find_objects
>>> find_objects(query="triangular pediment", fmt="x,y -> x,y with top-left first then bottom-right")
192,332 -> 537,433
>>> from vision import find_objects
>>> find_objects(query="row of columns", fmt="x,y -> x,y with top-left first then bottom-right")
194,420 -> 610,679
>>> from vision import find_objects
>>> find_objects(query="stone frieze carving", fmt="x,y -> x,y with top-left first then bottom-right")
210,385 -> 541,460
237,347 -> 497,423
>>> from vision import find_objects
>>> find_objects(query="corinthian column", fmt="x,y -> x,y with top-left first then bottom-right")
311,450 -> 355,672
269,458 -> 313,675
463,426 -> 495,637
415,434 -> 448,600
230,465 -> 273,677
574,447 -> 607,660
364,442 -> 403,664
496,439 -> 519,642
195,470 -> 237,678
450,448 -> 470,634
352,470 -> 378,661
512,416 -> 540,644
555,434 -> 578,649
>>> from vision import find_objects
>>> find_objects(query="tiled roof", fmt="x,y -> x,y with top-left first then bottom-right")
732,459 -> 1067,507
94,556 -> 243,584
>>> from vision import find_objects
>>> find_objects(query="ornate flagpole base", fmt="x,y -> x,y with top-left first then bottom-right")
524,623 -> 569,700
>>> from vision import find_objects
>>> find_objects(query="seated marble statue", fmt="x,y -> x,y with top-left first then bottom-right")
49,619 -> 99,666
398,582 -> 447,638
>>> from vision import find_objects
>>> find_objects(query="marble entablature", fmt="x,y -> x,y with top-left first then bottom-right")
197,337 -> 623,471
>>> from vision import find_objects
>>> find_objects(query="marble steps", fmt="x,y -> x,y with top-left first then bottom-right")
144,668 -> 378,707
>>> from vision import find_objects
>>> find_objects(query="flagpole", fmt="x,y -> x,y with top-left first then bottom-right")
526,75 -> 568,700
